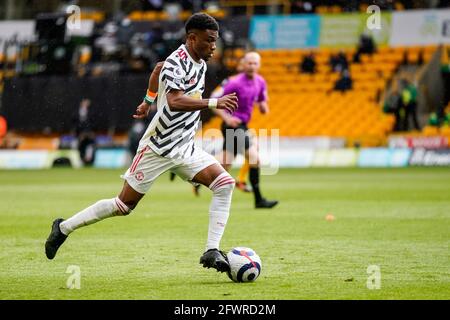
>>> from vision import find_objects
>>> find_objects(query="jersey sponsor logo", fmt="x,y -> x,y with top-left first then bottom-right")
177,48 -> 188,60
188,91 -> 202,99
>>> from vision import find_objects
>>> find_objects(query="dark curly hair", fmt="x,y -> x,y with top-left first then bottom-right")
185,13 -> 219,34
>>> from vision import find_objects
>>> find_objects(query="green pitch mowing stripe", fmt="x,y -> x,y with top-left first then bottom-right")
0,168 -> 449,300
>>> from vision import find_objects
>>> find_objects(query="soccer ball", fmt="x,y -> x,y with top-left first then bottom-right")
226,247 -> 262,283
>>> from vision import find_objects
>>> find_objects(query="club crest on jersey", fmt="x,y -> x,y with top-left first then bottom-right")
135,171 -> 144,181
189,77 -> 196,85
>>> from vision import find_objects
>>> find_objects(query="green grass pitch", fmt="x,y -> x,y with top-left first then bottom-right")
0,167 -> 449,300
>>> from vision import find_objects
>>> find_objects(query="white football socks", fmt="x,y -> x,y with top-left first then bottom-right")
59,197 -> 131,235
206,172 -> 235,251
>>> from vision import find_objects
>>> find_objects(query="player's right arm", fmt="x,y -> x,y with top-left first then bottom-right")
133,62 -> 164,119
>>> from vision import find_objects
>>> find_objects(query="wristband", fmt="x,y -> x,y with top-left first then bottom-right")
143,96 -> 155,105
143,90 -> 157,105
208,98 -> 218,109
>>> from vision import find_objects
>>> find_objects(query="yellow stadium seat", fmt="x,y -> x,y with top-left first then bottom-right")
18,137 -> 59,150
422,126 -> 439,136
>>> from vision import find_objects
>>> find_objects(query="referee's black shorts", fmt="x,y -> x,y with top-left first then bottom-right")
221,122 -> 252,156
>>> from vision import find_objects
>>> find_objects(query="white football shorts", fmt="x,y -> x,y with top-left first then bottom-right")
121,145 -> 219,194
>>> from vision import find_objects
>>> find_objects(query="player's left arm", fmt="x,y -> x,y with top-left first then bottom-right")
257,78 -> 269,115
133,61 -> 164,119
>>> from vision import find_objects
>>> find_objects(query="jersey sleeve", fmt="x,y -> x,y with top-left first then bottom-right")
160,58 -> 187,92
257,78 -> 268,102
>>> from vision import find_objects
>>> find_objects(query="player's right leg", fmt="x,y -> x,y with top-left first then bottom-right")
45,182 -> 143,260
45,146 -> 165,260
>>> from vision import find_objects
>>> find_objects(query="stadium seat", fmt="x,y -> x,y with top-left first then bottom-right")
17,137 -> 59,150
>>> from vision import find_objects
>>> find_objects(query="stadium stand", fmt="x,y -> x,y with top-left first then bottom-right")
1,1 -> 449,152
202,45 -> 438,147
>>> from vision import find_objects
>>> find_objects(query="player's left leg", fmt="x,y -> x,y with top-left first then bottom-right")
174,150 -> 235,272
193,164 -> 235,272
191,147 -> 235,198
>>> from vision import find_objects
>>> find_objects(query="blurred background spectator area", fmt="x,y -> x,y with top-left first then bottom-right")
0,0 -> 449,155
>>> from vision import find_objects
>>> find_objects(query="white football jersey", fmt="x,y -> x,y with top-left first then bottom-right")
139,44 -> 206,158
